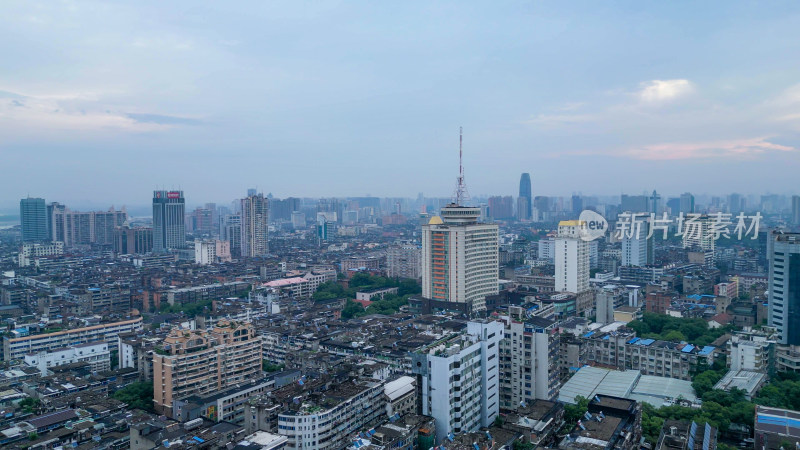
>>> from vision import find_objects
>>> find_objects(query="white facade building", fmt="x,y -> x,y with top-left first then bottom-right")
276,381 -> 385,450
682,214 -> 715,257
421,205 -> 499,312
194,239 -> 232,265
195,239 -> 216,265
729,334 -> 775,372
3,317 -> 143,361
411,320 -> 503,443
537,237 -> 555,262
595,285 -> 618,324
622,213 -> 652,267
555,221 -> 589,295
18,241 -> 64,267
23,342 -> 110,375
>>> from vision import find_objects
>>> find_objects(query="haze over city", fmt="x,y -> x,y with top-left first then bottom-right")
2,1 -> 800,210
8,3 -> 800,450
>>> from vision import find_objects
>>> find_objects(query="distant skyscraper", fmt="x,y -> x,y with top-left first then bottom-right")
768,232 -> 800,345
516,197 -> 530,221
533,196 -> 549,212
679,192 -> 695,214
113,225 -> 153,255
571,195 -> 583,215
240,192 -> 269,257
728,193 -> 745,214
620,194 -> 648,213
666,197 -> 681,215
20,197 -> 48,242
152,190 -> 186,252
317,214 -> 329,244
792,195 -> 800,226
622,213 -> 652,266
518,173 -> 532,220
487,196 -> 513,220
649,190 -> 661,215
222,213 -> 241,257
46,202 -> 66,242
191,207 -> 214,236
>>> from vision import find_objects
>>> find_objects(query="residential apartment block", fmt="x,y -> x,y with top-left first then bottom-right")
411,320 -> 503,443
152,320 -> 262,415
497,306 -> 560,410
580,326 -> 717,380
3,317 -> 143,361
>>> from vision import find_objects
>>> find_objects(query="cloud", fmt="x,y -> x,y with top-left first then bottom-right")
0,88 -> 198,133
620,137 -> 795,160
638,79 -> 692,103
126,113 -> 202,126
522,113 -> 595,126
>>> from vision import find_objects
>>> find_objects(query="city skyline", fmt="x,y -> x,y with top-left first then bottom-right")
2,2 -> 800,208
2,3 -> 799,449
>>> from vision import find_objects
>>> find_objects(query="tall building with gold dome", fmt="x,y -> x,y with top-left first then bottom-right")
421,204 -> 499,312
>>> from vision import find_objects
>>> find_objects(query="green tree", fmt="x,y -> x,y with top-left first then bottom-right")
493,415 -> 505,427
662,330 -> 687,342
19,397 -> 40,414
262,360 -> 285,373
640,403 -> 665,445
341,300 -> 366,319
312,282 -> 346,301
692,370 -> 724,398
112,381 -> 155,412
512,440 -> 534,450
397,279 -> 422,296
563,396 -> 590,427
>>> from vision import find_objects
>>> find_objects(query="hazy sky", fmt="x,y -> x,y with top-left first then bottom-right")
2,1 -> 800,210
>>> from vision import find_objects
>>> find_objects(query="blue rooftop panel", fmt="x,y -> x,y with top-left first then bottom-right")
583,331 -> 595,338
639,339 -> 655,346
602,335 -> 610,340
682,344 -> 695,353
698,346 -> 715,355
627,337 -> 641,344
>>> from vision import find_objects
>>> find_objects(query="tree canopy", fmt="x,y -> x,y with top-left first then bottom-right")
313,274 -> 421,319
626,312 -> 733,347
112,381 -> 154,412
159,298 -> 214,317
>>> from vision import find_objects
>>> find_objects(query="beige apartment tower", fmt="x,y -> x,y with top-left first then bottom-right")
152,320 -> 262,415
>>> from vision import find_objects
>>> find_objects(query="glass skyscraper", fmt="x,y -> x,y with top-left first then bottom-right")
518,173 -> 532,220
152,190 -> 186,252
20,197 -> 48,242
769,231 -> 800,345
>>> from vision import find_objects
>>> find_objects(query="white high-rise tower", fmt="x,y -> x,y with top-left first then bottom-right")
421,128 -> 499,312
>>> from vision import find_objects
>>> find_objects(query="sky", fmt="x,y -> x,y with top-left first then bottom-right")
2,1 -> 800,211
